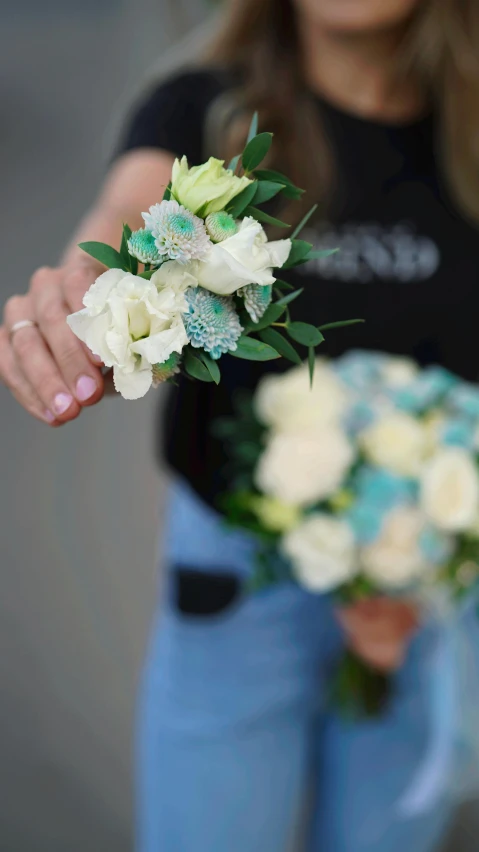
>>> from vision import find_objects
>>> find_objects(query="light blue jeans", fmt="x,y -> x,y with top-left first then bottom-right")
136,479 -> 453,852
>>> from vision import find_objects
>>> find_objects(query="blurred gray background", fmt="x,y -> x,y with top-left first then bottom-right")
0,1 -> 476,850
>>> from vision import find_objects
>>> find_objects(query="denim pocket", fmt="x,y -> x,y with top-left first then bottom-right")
170,566 -> 243,623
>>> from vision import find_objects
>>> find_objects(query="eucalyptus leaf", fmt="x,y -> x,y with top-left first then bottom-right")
253,181 -> 286,205
199,351 -> 221,384
283,239 -> 313,268
244,206 -> 290,229
228,154 -> 240,172
246,111 -> 259,144
163,182 -> 172,201
253,169 -> 304,199
318,318 -> 365,331
276,288 -> 303,306
230,335 -> 280,361
184,348 -> 215,382
248,303 -> 286,333
273,278 -> 295,292
138,269 -> 156,280
78,241 -> 125,270
259,328 -> 302,365
291,203 -> 318,239
308,248 -> 339,260
227,182 -> 258,218
287,322 -> 325,347
308,346 -> 316,387
242,133 -> 273,173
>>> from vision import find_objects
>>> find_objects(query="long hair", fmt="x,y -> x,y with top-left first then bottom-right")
203,0 -> 479,226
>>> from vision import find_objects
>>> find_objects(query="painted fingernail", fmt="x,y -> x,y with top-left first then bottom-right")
53,392 -> 73,415
44,409 -> 56,423
76,374 -> 97,401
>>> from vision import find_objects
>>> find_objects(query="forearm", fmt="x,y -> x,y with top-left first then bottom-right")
60,203 -> 143,271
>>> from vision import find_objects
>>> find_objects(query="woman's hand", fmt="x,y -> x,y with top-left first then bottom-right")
0,263 -> 106,425
336,597 -> 419,672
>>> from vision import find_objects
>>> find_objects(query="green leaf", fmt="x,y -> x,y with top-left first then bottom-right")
308,346 -> 316,387
287,322 -> 325,347
244,206 -> 290,229
248,303 -> 286,333
199,351 -> 221,384
138,269 -> 156,280
283,239 -> 313,268
230,335 -> 280,361
253,180 -> 286,204
276,287 -> 303,306
246,111 -> 258,144
226,182 -> 258,217
273,278 -> 295,292
253,169 -> 304,199
78,241 -> 125,270
242,132 -> 273,173
184,348 -> 215,382
120,223 -> 132,263
318,318 -> 365,332
308,248 -> 339,260
259,328 -> 302,365
227,154 -> 240,172
163,182 -> 172,201
291,203 -> 318,239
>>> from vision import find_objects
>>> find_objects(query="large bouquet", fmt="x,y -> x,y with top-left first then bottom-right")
67,115 -> 358,399
216,351 -> 479,715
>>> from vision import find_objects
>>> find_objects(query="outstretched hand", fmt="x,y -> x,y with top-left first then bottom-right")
336,597 -> 419,672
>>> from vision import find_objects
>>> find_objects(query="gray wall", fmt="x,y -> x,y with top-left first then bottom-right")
0,2 -> 476,850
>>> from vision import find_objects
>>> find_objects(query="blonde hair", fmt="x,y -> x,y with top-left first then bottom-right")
203,0 -> 479,226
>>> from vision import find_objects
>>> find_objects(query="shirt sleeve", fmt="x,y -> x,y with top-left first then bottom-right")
116,69 -> 228,166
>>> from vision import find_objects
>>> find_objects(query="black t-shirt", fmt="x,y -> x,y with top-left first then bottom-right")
118,68 -> 479,505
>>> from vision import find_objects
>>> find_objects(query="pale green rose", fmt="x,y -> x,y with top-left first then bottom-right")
171,156 -> 252,216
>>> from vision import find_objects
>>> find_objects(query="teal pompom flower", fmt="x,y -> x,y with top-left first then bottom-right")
127,228 -> 160,264
143,200 -> 211,264
184,287 -> 242,360
239,283 -> 272,323
205,211 -> 238,243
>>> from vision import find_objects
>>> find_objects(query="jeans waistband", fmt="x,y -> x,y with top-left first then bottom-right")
163,478 -> 258,577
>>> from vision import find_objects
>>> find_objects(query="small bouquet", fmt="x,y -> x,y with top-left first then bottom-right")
216,351 -> 479,716
67,115 -> 357,399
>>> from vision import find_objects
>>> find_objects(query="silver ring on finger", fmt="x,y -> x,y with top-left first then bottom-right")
9,319 -> 38,343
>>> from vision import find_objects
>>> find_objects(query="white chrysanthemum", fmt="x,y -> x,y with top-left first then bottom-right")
67,263 -> 193,400
282,513 -> 357,592
142,200 -> 211,264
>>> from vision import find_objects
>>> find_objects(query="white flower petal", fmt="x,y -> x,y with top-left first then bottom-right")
83,268 -> 124,313
113,364 -> 152,400
130,319 -> 188,364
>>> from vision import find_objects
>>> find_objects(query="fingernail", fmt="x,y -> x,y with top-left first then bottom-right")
44,409 -> 56,423
53,392 -> 73,415
76,374 -> 97,401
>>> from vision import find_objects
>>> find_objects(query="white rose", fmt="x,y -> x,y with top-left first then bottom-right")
361,506 -> 430,589
255,360 -> 347,432
381,356 -> 418,387
67,263 -> 192,400
360,411 -> 428,476
171,156 -> 252,217
282,513 -> 357,592
191,217 -> 291,295
255,426 -> 354,507
420,448 -> 479,531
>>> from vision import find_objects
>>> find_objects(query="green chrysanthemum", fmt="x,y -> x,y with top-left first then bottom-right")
152,353 -> 181,386
239,283 -> 273,323
205,211 -> 238,243
127,228 -> 160,264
